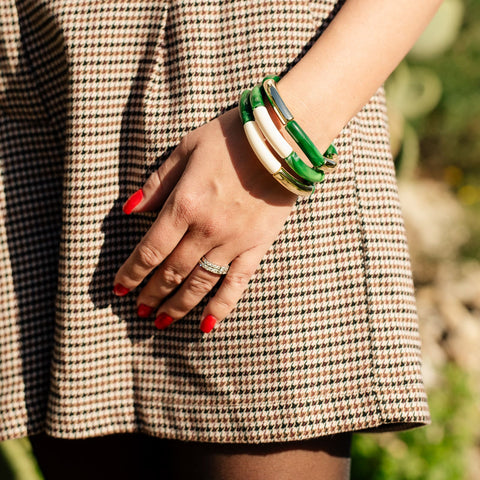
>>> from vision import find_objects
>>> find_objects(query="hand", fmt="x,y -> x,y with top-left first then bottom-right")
113,107 -> 298,333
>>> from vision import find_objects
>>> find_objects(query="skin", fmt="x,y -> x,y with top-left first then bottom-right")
109,1 -> 443,478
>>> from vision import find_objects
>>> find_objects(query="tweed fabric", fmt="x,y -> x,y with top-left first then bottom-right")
0,0 -> 430,442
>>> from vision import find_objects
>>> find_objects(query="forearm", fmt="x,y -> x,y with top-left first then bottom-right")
278,0 -> 443,151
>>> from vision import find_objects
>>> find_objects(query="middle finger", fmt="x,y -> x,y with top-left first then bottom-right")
153,247 -> 234,327
136,232 -> 217,316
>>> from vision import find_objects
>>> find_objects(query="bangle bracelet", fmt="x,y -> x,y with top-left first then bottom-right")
262,75 -> 338,170
249,85 -> 325,183
250,85 -> 292,158
239,90 -> 315,197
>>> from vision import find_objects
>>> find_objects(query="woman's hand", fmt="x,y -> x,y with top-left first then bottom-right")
113,108 -> 298,333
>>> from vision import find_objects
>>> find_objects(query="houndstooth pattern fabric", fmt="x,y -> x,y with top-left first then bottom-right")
0,0 -> 430,442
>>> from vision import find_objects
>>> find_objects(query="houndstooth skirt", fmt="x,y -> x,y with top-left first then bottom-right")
0,0 -> 430,442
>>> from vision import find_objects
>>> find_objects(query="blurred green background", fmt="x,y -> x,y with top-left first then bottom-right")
354,0 -> 480,478
1,0 -> 479,478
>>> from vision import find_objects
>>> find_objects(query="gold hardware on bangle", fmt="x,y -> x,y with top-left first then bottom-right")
273,169 -> 314,197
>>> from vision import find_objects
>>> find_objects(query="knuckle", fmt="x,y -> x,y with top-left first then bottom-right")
172,193 -> 197,224
188,275 -> 214,296
139,294 -> 160,305
196,220 -> 219,239
136,242 -> 163,269
178,135 -> 191,154
159,264 -> 185,289
222,271 -> 251,290
152,167 -> 165,188
211,295 -> 231,312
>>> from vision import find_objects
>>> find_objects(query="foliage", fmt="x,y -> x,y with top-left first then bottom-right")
416,0 -> 480,183
353,3 -> 480,478
386,0 -> 467,179
415,0 -> 480,259
351,364 -> 480,480
0,438 -> 43,480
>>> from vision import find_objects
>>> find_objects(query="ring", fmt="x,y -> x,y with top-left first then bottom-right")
198,256 -> 230,275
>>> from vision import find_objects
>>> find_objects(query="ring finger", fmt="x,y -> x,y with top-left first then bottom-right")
136,233 -> 217,317
153,247 -> 234,329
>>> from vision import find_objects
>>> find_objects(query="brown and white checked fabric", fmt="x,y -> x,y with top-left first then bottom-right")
0,0 -> 430,443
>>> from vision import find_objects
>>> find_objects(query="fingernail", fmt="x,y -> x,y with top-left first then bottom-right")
137,304 -> 154,318
113,283 -> 130,296
123,189 -> 144,215
200,314 -> 217,334
154,312 -> 174,330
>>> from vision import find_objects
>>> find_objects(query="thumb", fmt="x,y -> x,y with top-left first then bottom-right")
122,140 -> 191,214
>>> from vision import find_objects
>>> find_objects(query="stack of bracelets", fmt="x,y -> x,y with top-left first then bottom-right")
239,75 -> 338,197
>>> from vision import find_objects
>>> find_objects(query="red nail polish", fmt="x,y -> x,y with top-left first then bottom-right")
113,284 -> 130,296
123,189 -> 144,215
200,314 -> 217,334
154,312 -> 174,330
137,304 -> 154,318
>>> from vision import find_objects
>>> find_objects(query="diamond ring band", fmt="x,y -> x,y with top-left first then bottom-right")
198,256 -> 230,275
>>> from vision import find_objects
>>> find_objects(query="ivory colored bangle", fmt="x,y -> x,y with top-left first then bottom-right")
243,122 -> 281,175
239,90 -> 314,197
249,86 -> 326,183
262,76 -> 338,170
250,85 -> 292,159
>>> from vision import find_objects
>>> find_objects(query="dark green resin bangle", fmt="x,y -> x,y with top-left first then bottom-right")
250,84 -> 266,110
239,89 -> 254,124
285,120 -> 325,168
285,152 -> 325,183
262,75 -> 338,171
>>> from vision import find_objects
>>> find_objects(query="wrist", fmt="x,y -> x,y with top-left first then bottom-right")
275,74 -> 341,154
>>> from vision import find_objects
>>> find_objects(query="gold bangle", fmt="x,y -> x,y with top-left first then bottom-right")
273,168 -> 315,197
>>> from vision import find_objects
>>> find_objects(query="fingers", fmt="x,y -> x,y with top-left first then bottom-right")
113,203 -> 189,293
152,248 -> 232,330
123,139 -> 191,214
200,245 -> 268,332
151,244 -> 268,334
135,233 -> 215,310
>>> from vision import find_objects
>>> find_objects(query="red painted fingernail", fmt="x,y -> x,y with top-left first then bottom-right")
154,312 -> 174,330
200,314 -> 217,334
113,283 -> 130,296
137,304 -> 154,318
123,189 -> 144,215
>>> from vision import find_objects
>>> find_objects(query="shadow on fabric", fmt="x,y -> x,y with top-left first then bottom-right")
0,0 -> 68,432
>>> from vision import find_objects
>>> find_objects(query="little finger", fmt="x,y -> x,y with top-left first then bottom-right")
199,244 -> 270,333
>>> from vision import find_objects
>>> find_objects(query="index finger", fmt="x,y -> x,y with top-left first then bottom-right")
113,203 -> 189,295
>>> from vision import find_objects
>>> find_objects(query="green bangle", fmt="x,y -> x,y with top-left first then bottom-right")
285,151 -> 325,183
250,85 -> 326,183
262,76 -> 338,170
239,90 -> 315,197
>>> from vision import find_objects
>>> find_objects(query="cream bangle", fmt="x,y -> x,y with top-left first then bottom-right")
244,122 -> 314,196
249,86 -> 325,183
239,90 -> 314,197
243,121 -> 281,174
250,87 -> 293,159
